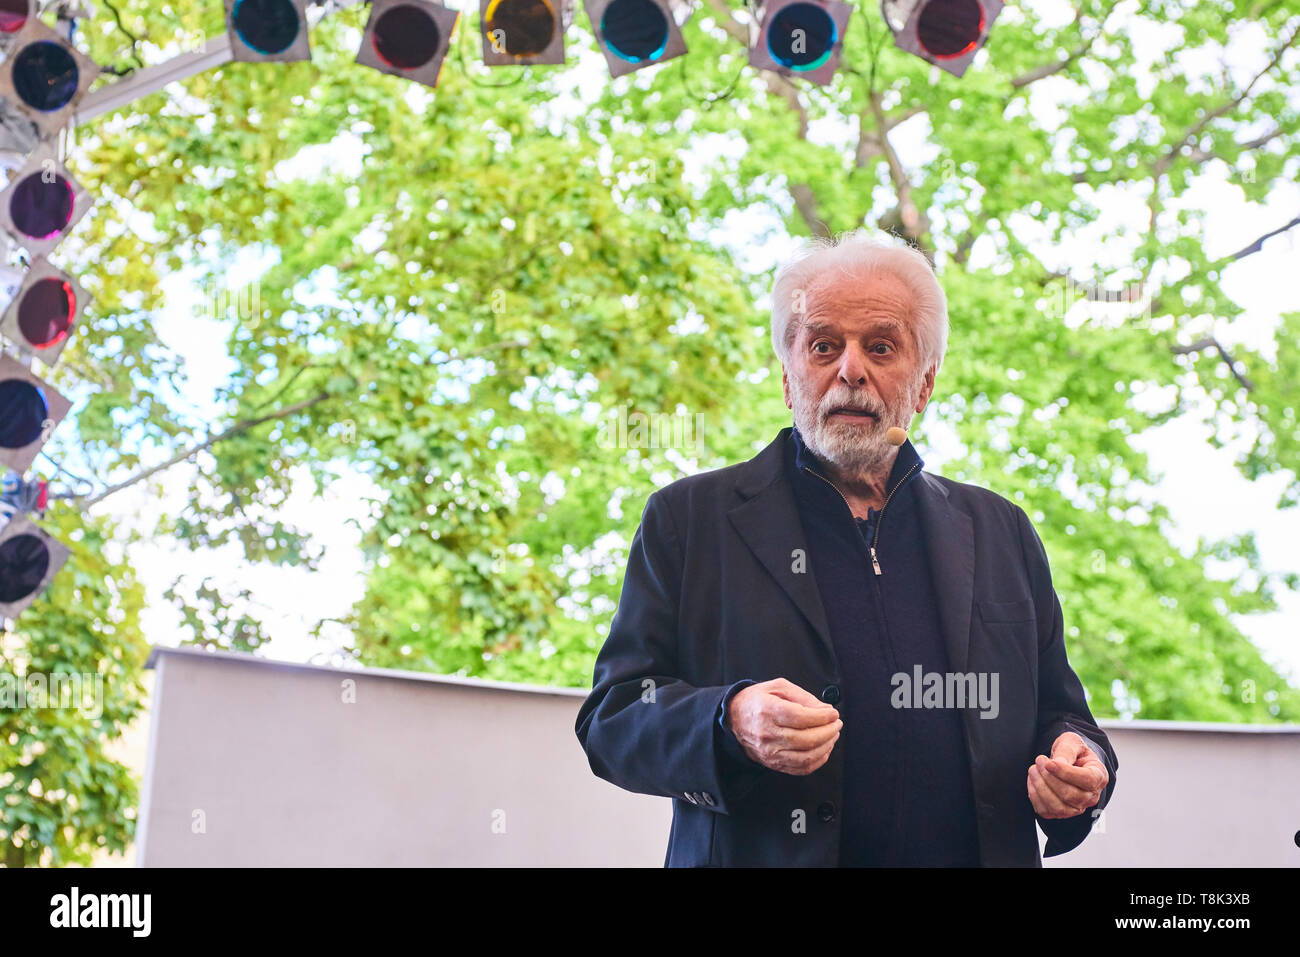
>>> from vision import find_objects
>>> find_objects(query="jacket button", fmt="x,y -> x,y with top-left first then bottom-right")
820,684 -> 841,705
817,801 -> 836,822
700,792 -> 716,806
683,791 -> 697,804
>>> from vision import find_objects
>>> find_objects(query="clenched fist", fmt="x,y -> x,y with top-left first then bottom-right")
1027,732 -> 1109,819
727,678 -> 842,775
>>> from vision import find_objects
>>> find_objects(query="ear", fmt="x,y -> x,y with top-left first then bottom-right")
782,365 -> 792,410
915,364 -> 936,413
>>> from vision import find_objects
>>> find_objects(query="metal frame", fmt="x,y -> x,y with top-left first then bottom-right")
882,0 -> 1004,78
70,1 -> 364,126
356,0 -> 460,89
0,255 -> 88,366
0,0 -> 36,42
749,0 -> 854,87
0,141 -> 92,258
0,350 -> 72,473
0,511 -> 69,618
224,0 -> 314,64
481,0 -> 573,66
0,15 -> 101,137
582,0 -> 689,78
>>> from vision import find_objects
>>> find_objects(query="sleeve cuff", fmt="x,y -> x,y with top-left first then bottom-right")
715,679 -> 760,768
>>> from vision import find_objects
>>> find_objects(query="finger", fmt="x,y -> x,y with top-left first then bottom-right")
1029,764 -> 1092,816
1028,765 -> 1079,818
1049,733 -> 1085,764
783,730 -> 838,770
1040,753 -> 1107,792
1033,756 -> 1097,808
769,718 -> 843,752
766,679 -> 835,710
739,716 -> 841,765
776,729 -> 839,775
1030,764 -> 1083,817
767,697 -> 840,729
1026,768 -> 1056,817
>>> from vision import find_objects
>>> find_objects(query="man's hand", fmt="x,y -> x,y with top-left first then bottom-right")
1027,732 -> 1109,819
727,678 -> 842,775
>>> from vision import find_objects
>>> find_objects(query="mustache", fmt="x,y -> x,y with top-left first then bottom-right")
819,393 -> 885,417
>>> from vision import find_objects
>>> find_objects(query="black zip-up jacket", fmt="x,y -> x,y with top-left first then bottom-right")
575,426 -> 1118,866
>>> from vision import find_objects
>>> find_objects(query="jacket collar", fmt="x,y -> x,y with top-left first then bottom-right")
726,426 -> 975,674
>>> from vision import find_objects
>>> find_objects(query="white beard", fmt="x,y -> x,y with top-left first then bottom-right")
789,372 -> 920,476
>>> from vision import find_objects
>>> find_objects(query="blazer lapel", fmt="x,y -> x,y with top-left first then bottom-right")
913,471 -> 975,674
723,428 -> 975,676
727,429 -> 838,667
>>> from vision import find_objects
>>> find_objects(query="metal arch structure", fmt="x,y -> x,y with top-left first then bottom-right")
0,1 -> 367,347
70,0 -> 365,126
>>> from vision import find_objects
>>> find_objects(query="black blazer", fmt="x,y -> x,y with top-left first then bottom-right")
575,427 -> 1117,866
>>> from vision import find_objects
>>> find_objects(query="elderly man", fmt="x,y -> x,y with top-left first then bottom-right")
575,230 -> 1117,866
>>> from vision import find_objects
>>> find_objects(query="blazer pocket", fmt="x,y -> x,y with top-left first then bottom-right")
976,598 -> 1036,623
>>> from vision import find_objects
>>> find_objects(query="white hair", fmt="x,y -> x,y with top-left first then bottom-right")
770,229 -> 949,376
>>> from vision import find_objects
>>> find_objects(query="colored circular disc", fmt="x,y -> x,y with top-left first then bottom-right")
0,533 -> 50,603
0,0 -> 27,34
232,0 -> 302,56
0,377 -> 49,449
374,5 -> 440,70
768,3 -> 836,72
9,173 -> 75,240
917,0 -> 984,59
18,277 -> 76,348
602,0 -> 668,63
484,0 -> 555,57
12,40 -> 79,112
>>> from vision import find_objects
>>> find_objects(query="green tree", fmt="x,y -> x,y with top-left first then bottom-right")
6,0 -> 776,863
0,507 -> 147,866
584,0 -> 1300,720
3,0 -> 1298,865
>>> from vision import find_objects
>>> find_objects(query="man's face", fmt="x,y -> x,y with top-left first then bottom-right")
782,270 -> 936,474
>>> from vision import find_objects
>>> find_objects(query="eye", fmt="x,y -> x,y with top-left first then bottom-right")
811,340 -> 833,354
871,342 -> 893,354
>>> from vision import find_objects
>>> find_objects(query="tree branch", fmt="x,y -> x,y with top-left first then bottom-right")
1153,19 -> 1300,177
80,390 -> 332,509
245,362 -> 320,416
1171,336 -> 1255,391
1181,124 -> 1286,166
953,211 -> 994,265
865,90 -> 930,249
883,103 -> 926,132
702,0 -> 832,236
1224,214 -> 1300,261
789,184 -> 832,238
1072,122 -> 1286,185
78,339 -> 534,507
1006,2 -> 1116,94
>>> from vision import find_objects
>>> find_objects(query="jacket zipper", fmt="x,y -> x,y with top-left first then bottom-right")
802,457 -> 919,865
803,461 -> 920,575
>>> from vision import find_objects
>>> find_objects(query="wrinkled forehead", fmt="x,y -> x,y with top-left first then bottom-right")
795,271 -> 918,338
790,276 -> 925,343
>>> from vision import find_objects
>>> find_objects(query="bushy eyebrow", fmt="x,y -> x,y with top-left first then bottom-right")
803,318 -> 906,339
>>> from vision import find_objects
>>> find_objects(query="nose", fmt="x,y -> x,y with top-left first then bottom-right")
837,341 -> 870,386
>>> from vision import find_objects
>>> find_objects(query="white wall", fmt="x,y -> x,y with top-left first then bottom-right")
137,646 -> 1300,867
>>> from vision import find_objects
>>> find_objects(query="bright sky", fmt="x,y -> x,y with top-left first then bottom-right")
55,0 -> 1299,696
